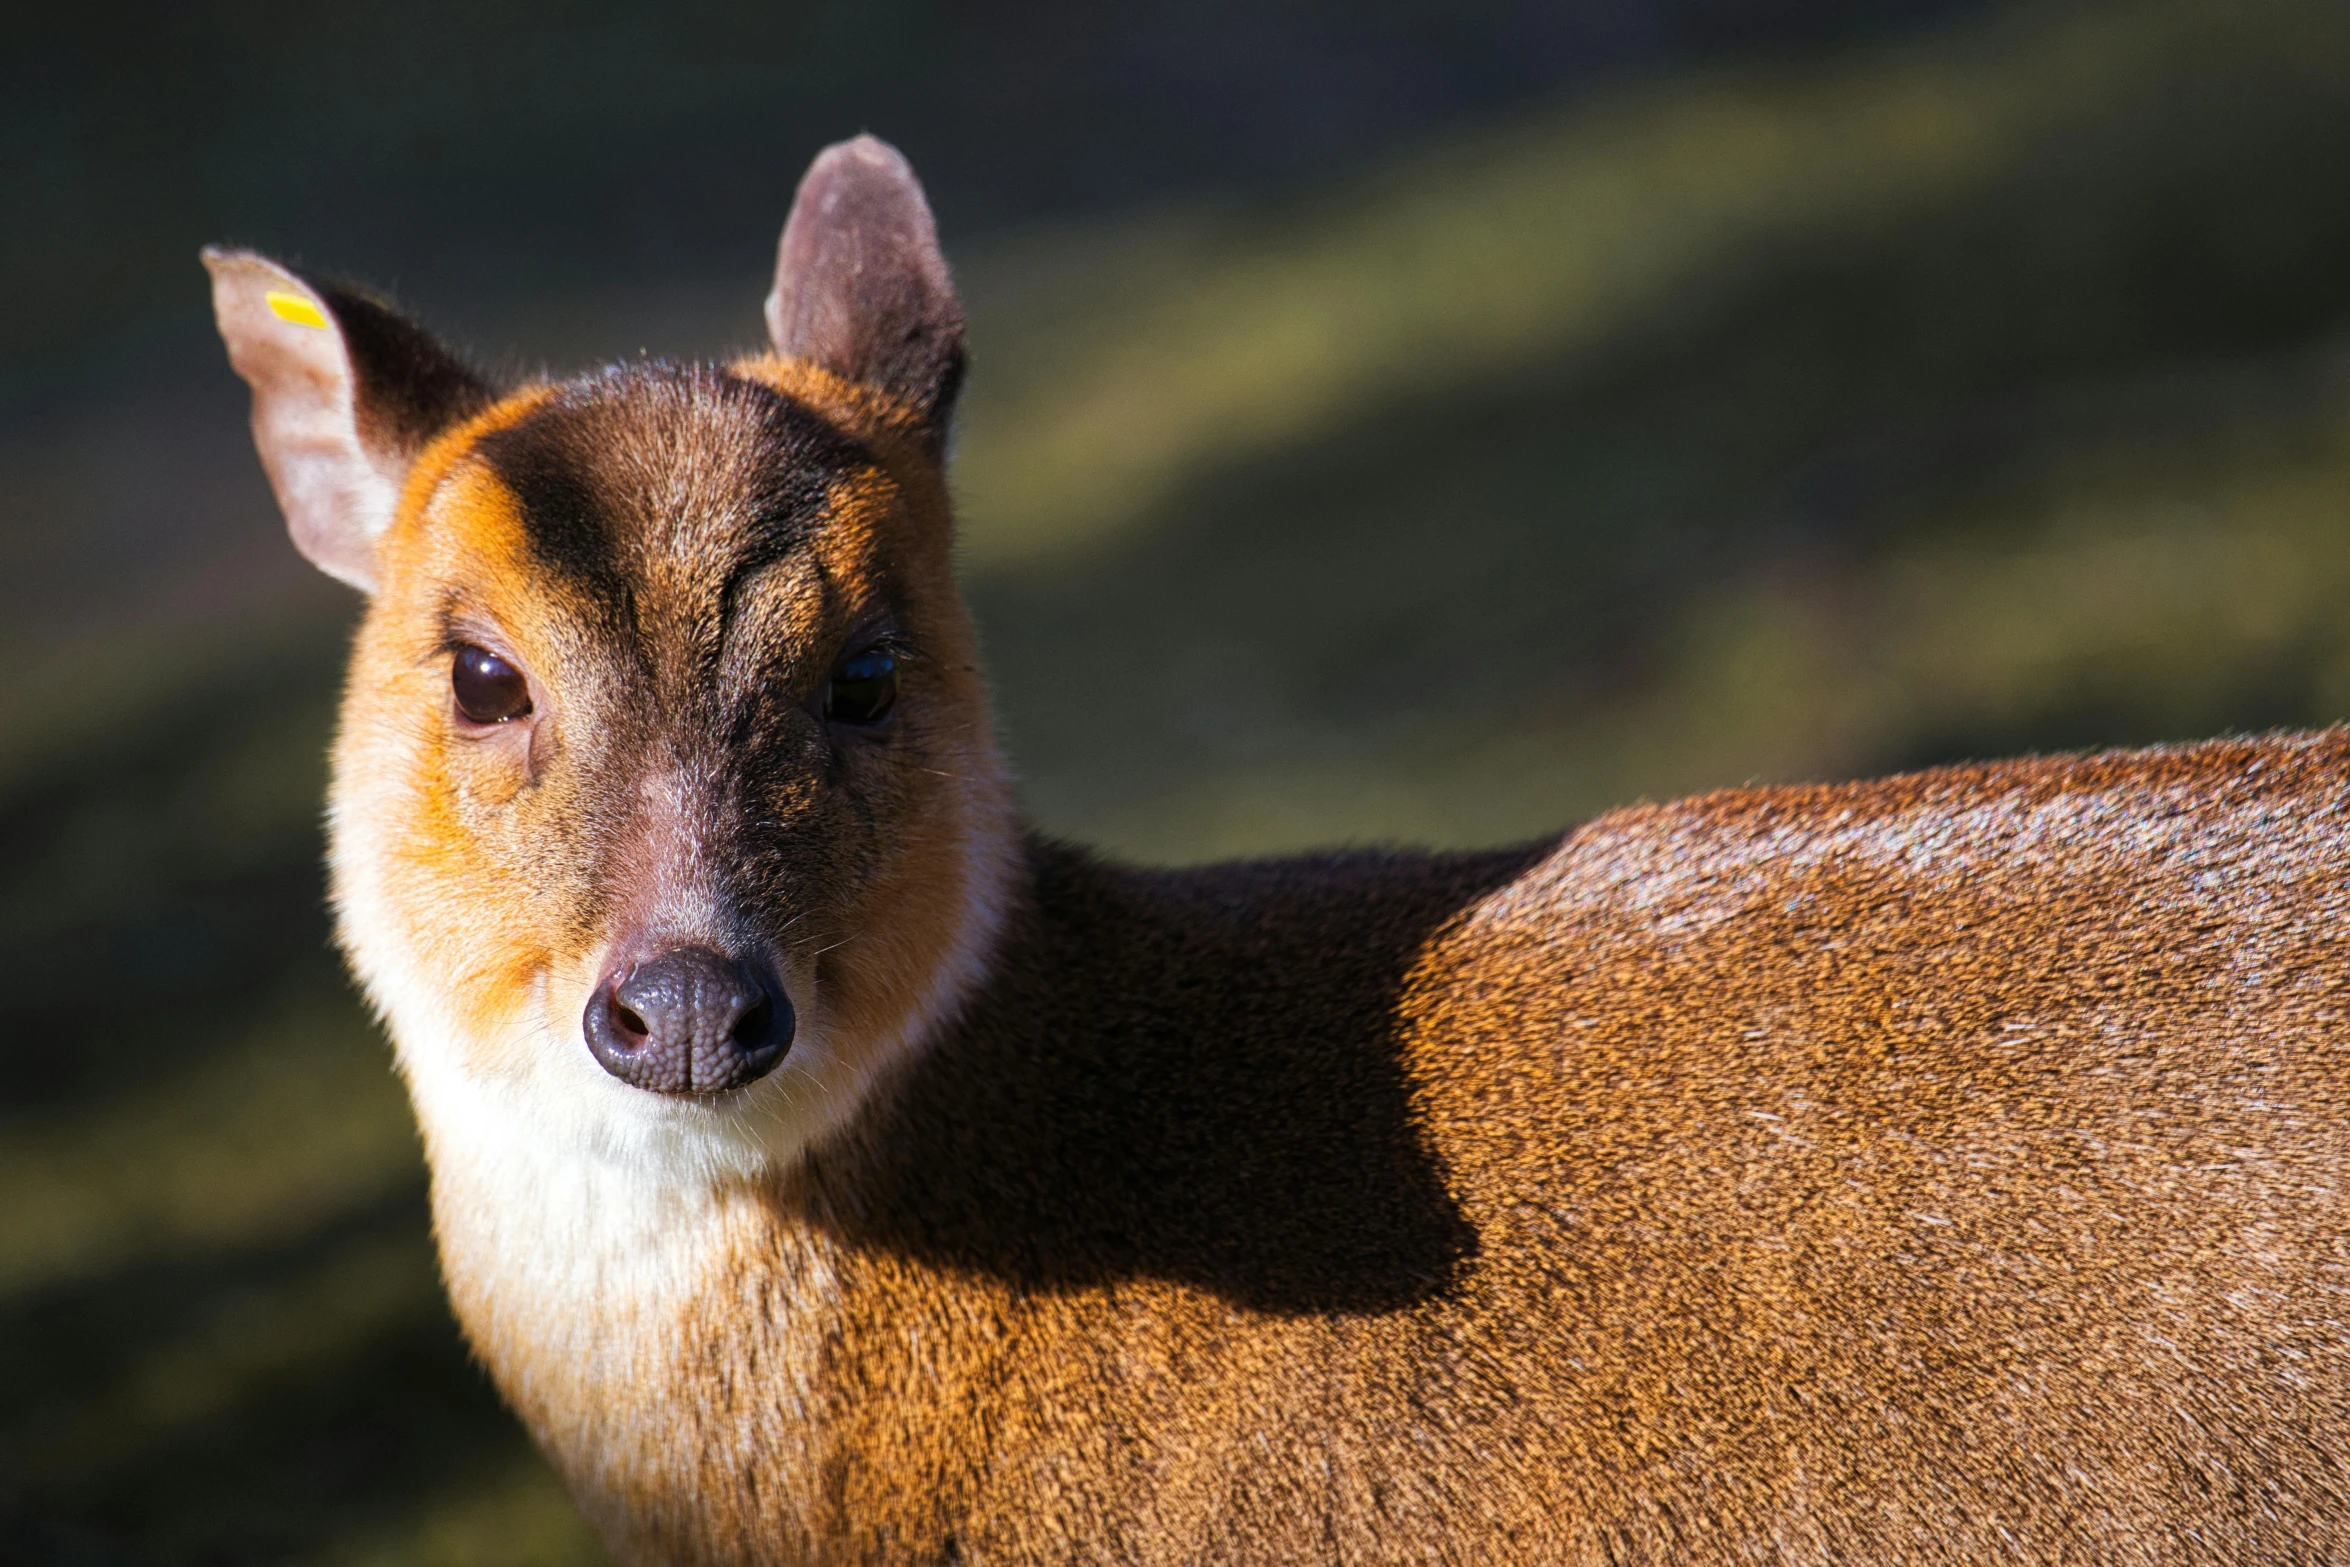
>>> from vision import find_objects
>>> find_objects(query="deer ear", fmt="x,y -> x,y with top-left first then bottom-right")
203,248 -> 493,593
765,136 -> 966,450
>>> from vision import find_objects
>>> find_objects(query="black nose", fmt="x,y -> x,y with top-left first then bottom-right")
584,947 -> 794,1094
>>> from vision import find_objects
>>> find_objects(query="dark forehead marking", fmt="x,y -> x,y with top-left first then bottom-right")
472,363 -> 869,610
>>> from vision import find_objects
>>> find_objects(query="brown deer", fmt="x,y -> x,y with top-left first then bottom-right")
206,136 -> 2350,1564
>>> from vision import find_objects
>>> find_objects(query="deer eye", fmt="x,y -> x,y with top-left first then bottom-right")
452,644 -> 533,725
825,648 -> 897,726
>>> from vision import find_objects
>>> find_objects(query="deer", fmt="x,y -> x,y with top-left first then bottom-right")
204,134 -> 2350,1564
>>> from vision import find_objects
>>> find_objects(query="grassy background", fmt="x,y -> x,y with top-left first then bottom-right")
8,0 -> 2350,1558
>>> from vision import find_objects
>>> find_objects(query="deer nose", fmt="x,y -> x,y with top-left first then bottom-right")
584,947 -> 794,1095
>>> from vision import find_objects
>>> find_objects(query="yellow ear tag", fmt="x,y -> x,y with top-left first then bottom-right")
265,290 -> 330,330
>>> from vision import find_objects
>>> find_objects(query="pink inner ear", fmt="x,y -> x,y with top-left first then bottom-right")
205,249 -> 403,594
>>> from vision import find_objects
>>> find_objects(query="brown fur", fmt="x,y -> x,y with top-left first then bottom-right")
209,137 -> 2350,1564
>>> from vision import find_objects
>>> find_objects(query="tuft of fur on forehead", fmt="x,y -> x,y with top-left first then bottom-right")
474,364 -> 874,621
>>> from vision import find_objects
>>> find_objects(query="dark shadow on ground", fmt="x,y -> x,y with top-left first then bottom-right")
0,650 -> 344,1119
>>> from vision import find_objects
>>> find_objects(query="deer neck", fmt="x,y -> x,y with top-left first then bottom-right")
367,814 -> 1027,1563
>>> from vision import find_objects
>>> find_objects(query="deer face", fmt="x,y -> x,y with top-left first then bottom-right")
209,140 -> 1012,1181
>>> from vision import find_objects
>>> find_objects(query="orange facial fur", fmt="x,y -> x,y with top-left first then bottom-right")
333,364 -> 1014,1183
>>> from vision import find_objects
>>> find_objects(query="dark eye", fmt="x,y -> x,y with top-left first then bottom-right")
825,648 -> 897,726
452,644 -> 533,725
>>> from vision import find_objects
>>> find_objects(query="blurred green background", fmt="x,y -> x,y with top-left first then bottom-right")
9,0 -> 2350,1558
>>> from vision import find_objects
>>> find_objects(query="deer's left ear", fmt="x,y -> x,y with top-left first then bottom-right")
203,248 -> 493,593
765,136 -> 966,453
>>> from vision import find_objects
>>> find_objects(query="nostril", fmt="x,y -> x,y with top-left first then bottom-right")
732,993 -> 773,1048
609,996 -> 650,1043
